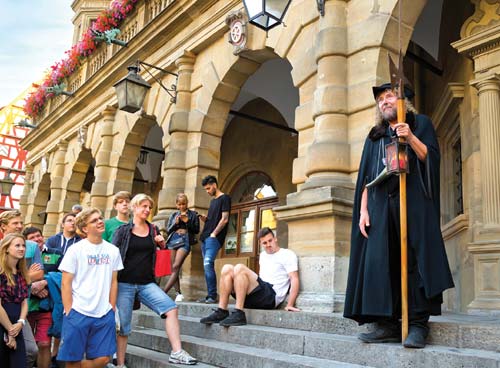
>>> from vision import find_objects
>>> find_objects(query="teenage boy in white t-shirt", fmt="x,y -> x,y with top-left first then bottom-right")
200,227 -> 300,326
58,208 -> 124,368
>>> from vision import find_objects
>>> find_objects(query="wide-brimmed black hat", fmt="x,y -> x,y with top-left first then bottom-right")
372,82 -> 415,100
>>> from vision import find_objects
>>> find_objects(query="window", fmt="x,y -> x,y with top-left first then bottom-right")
222,172 -> 278,269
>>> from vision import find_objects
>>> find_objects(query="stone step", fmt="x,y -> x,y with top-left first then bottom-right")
126,344 -> 217,368
131,313 -> 500,368
172,302 -> 500,352
128,328 -> 371,368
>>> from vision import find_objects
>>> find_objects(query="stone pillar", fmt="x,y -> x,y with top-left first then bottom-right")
91,106 -> 116,213
452,10 -> 500,313
471,75 -> 500,227
274,1 -> 353,312
303,0 -> 350,189
19,165 -> 33,217
156,52 -> 196,222
43,141 -> 68,236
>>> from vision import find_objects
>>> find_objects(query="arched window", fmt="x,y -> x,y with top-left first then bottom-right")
222,172 -> 278,270
230,171 -> 277,204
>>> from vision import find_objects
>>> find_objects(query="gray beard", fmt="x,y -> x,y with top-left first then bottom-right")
381,107 -> 397,122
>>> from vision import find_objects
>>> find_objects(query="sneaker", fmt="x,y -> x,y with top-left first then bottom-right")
196,295 -> 218,303
200,308 -> 229,324
219,309 -> 247,327
169,349 -> 197,365
205,295 -> 218,304
175,293 -> 185,302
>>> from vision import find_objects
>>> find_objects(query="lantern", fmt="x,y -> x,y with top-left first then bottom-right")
385,137 -> 409,174
242,0 -> 292,31
113,65 -> 151,113
0,170 -> 15,197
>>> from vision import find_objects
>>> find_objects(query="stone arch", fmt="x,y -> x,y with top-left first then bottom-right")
219,97 -> 297,204
26,172 -> 51,232
111,113 -> 163,208
375,0 -> 428,84
178,8 -> 320,211
63,146 -> 94,214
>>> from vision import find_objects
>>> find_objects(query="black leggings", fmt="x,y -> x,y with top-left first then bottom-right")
0,302 -> 26,368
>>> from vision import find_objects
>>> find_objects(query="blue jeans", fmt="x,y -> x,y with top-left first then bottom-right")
117,282 -> 177,336
201,237 -> 221,298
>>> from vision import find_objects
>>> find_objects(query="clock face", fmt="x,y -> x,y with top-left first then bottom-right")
230,20 -> 244,44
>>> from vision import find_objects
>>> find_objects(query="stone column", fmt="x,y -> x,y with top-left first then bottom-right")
274,1 -> 353,312
43,141 -> 68,236
19,165 -> 33,217
303,0 -> 350,189
91,106 -> 116,213
471,75 -> 500,227
156,52 -> 196,221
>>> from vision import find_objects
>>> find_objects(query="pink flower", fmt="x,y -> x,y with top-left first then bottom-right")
24,0 -> 139,119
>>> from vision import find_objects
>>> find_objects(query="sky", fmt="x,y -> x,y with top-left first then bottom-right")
0,0 -> 75,108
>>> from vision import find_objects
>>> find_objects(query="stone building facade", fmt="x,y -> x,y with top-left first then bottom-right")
20,0 -> 500,314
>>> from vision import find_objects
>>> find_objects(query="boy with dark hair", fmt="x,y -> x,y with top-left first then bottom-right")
200,227 -> 300,326
23,227 -> 56,368
197,175 -> 231,303
46,213 -> 81,257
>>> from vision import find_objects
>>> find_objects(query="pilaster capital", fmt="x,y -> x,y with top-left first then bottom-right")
100,105 -> 117,121
175,51 -> 196,73
470,73 -> 500,93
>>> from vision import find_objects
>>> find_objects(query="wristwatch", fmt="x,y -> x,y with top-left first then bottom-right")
17,319 -> 26,326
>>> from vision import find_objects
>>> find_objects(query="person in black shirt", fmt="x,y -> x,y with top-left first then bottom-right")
198,176 -> 231,303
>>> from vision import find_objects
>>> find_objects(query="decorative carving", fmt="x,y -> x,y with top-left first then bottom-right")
78,126 -> 88,148
226,11 -> 248,55
461,0 -> 500,38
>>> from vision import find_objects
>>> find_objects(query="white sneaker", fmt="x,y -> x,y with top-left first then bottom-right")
169,349 -> 197,365
175,293 -> 185,302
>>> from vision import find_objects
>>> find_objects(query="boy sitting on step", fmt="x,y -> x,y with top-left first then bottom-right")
200,227 -> 300,326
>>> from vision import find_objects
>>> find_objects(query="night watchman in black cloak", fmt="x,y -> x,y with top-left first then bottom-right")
343,83 -> 454,348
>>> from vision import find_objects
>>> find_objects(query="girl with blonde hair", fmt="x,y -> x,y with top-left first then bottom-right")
0,233 -> 30,367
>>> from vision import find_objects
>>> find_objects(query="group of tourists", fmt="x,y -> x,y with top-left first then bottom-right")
0,82 -> 454,367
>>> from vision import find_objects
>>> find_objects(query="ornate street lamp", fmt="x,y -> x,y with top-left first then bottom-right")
113,65 -> 152,113
0,170 -> 15,197
242,0 -> 292,31
114,61 -> 178,113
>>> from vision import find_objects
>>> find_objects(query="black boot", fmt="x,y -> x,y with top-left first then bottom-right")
403,325 -> 428,348
219,309 -> 247,327
358,321 -> 401,343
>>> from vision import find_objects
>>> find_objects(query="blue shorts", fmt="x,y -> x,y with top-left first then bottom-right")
117,282 -> 177,336
58,309 -> 116,362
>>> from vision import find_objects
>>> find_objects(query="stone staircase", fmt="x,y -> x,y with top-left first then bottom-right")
127,302 -> 500,367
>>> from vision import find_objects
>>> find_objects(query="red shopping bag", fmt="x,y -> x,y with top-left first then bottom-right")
155,248 -> 172,277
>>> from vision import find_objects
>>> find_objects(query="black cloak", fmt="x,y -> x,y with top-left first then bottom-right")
344,113 -> 454,324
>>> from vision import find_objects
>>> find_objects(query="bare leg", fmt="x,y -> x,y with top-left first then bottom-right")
66,362 -> 82,368
37,343 -> 51,368
116,335 -> 128,366
218,265 -> 235,310
52,337 -> 60,354
164,249 -> 189,294
233,264 -> 259,310
165,308 -> 182,352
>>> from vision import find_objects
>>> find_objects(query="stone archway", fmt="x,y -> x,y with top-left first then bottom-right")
27,172 -> 51,232
63,147 -> 94,213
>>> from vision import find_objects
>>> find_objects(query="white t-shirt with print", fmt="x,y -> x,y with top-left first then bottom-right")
59,239 -> 123,318
259,248 -> 298,306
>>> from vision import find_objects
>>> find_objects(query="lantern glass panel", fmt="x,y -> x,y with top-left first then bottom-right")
115,79 -> 150,113
265,0 -> 289,19
244,0 -> 263,18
